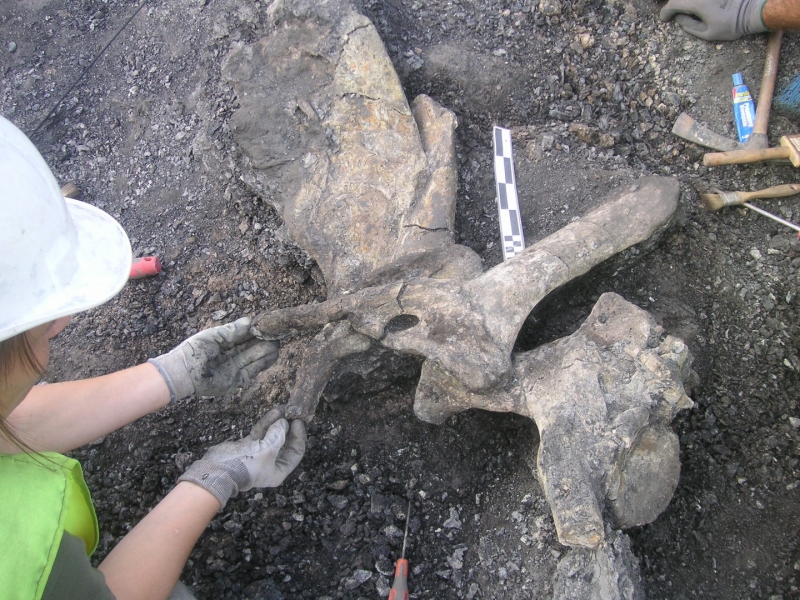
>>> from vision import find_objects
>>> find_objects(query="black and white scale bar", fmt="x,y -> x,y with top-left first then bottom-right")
493,126 -> 525,261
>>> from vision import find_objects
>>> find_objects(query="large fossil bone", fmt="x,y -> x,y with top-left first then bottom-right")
253,175 -> 681,412
416,292 -> 694,548
221,0 -> 464,297
223,1 -> 696,597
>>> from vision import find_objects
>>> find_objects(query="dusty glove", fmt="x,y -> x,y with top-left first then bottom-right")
149,317 -> 278,404
178,406 -> 307,509
660,0 -> 767,41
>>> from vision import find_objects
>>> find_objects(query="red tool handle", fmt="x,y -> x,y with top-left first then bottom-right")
129,256 -> 162,279
388,558 -> 409,600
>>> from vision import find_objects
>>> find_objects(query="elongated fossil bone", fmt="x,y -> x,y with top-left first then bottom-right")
253,175 -> 681,418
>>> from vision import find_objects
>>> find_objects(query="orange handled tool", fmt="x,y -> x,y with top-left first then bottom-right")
388,500 -> 412,600
130,256 -> 162,279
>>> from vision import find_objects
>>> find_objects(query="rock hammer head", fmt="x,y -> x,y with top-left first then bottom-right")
671,112 -> 741,152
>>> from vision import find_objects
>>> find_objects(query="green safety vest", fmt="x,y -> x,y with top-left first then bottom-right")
0,452 -> 99,600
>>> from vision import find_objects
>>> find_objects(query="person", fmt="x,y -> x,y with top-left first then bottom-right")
660,0 -> 800,41
0,114 -> 307,600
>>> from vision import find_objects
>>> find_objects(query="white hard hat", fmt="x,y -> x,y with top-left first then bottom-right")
0,116 -> 132,342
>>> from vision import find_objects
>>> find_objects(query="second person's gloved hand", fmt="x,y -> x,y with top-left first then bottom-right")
178,405 -> 307,509
149,317 -> 278,404
660,0 -> 768,40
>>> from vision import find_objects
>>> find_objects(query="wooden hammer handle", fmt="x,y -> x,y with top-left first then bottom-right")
60,183 -> 80,198
703,146 -> 789,166
750,30 -> 782,140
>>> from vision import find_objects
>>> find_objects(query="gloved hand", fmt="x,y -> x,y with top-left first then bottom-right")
149,317 -> 278,404
660,0 -> 768,41
178,405 -> 307,509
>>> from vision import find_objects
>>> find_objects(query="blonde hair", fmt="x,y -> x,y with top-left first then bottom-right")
0,332 -> 44,451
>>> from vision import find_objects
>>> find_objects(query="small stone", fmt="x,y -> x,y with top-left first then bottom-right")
447,547 -> 466,570
383,524 -> 404,538
8,41 -> 17,53
375,576 -> 391,597
343,569 -> 373,590
211,309 -> 229,321
340,519 -> 356,536
327,495 -> 349,510
579,33 -> 594,49
539,0 -> 562,16
436,569 -> 453,579
223,520 -> 242,533
444,507 -> 462,529
542,134 -> 555,150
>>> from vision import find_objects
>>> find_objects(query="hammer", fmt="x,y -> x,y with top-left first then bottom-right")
703,133 -> 800,167
673,30 -> 783,152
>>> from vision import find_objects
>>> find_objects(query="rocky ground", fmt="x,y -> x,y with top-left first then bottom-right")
2,0 -> 800,598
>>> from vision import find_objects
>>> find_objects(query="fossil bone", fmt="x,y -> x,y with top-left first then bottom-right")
223,1 -> 696,597
253,175 -> 682,413
415,291 -> 695,548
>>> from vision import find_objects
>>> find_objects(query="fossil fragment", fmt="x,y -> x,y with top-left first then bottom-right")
416,292 -> 695,548
221,0 -> 463,297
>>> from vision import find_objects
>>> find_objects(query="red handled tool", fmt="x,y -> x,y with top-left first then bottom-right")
130,256 -> 162,279
388,500 -> 412,600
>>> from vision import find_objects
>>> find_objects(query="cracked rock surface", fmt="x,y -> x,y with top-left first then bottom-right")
222,0 -> 461,296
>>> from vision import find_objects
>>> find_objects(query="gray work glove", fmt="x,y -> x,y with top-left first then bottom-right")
149,317 -> 278,404
178,405 -> 307,509
660,0 -> 767,41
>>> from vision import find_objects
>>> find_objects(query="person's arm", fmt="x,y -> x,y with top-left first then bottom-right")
98,407 -> 306,600
98,482 -> 219,600
0,317 -> 278,454
2,363 -> 169,453
762,0 -> 800,30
